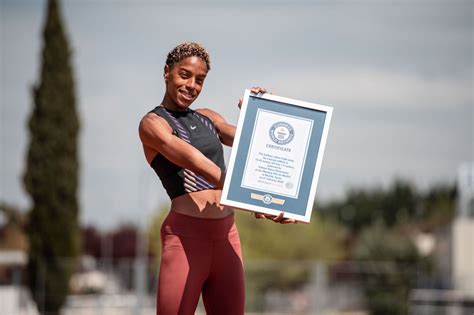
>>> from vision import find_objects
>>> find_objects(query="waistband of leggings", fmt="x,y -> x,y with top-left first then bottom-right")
162,210 -> 236,239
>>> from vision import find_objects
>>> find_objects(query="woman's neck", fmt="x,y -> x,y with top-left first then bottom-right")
161,94 -> 188,112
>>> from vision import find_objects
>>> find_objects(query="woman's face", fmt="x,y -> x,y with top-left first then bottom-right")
164,56 -> 208,111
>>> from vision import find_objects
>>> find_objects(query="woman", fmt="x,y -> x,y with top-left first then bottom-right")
139,42 -> 294,315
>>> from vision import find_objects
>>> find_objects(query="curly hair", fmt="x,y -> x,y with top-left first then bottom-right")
166,42 -> 211,71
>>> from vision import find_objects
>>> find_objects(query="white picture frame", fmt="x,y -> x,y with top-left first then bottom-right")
221,90 -> 333,223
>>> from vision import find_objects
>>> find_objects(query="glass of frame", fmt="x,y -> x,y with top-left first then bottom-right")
220,89 -> 333,223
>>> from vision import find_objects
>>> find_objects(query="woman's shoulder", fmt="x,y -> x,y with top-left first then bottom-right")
139,110 -> 173,135
194,107 -> 225,124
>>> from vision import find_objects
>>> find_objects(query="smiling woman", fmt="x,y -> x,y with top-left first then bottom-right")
163,50 -> 209,110
138,42 -> 295,315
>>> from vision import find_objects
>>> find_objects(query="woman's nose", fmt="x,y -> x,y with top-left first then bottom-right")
185,78 -> 196,89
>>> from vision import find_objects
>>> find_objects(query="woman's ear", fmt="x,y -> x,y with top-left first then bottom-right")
163,65 -> 170,83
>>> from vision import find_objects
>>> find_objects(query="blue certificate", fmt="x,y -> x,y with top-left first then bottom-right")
221,90 -> 333,223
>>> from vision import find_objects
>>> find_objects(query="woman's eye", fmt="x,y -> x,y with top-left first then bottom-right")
196,77 -> 206,85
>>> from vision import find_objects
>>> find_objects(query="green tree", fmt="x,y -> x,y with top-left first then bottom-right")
23,0 -> 80,313
236,211 -> 347,311
353,222 -> 430,315
236,211 -> 347,261
319,180 -> 419,232
419,184 -> 457,231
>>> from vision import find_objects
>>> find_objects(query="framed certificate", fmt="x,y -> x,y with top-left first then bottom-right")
220,90 -> 333,223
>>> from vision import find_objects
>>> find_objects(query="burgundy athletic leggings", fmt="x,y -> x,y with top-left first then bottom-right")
156,211 -> 245,315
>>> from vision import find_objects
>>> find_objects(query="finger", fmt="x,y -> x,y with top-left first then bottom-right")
280,219 -> 297,224
252,86 -> 267,93
254,212 -> 265,219
250,87 -> 267,94
237,98 -> 243,109
272,212 -> 285,223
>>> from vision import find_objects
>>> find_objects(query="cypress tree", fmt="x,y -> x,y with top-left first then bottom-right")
23,0 -> 80,313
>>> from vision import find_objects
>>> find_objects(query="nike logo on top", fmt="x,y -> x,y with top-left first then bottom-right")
190,125 -> 197,130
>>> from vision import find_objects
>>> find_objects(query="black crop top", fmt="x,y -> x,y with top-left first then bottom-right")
149,106 -> 226,200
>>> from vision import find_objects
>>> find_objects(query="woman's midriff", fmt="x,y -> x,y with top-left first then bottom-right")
169,189 -> 234,219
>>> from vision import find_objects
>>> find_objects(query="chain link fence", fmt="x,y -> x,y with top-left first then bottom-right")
1,257 -> 473,315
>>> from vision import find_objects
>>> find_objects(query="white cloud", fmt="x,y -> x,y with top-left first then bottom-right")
265,68 -> 472,111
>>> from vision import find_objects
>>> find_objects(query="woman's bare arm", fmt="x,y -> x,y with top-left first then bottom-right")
195,108 -> 236,146
139,113 -> 224,187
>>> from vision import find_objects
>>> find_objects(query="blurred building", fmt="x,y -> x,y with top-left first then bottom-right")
409,162 -> 474,315
0,203 -> 35,314
452,162 -> 474,292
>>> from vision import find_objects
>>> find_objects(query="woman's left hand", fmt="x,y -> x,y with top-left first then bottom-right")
238,86 -> 268,109
254,211 -> 297,224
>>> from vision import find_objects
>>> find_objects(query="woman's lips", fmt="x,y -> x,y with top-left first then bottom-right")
179,90 -> 195,101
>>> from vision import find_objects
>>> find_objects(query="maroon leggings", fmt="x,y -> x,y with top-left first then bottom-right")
157,211 -> 245,315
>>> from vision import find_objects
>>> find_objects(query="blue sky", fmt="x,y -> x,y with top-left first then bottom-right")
1,0 -> 472,229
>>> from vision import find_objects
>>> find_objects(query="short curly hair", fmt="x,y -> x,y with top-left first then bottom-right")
165,42 -> 211,71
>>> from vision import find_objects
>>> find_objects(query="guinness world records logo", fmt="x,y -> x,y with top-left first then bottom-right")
262,194 -> 272,204
269,121 -> 295,145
